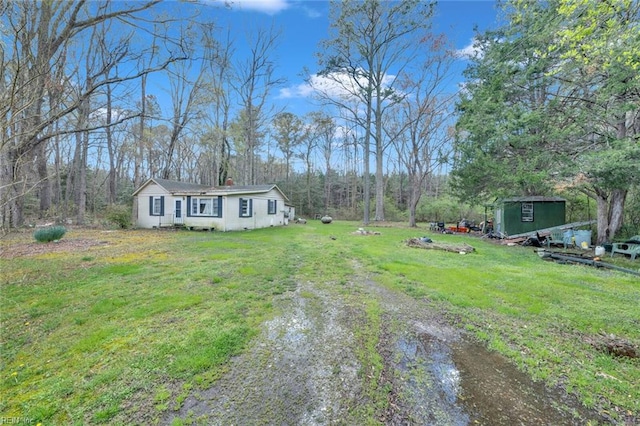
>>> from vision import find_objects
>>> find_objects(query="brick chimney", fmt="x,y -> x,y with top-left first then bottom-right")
225,177 -> 233,186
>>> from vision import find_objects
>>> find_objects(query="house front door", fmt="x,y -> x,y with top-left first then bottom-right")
175,199 -> 183,225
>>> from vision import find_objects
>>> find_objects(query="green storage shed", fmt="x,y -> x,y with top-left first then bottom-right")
494,196 -> 566,236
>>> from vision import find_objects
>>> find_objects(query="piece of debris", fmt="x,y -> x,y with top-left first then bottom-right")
585,333 -> 638,359
536,249 -> 640,277
353,227 -> 380,236
321,216 -> 333,224
406,238 -> 474,254
295,218 -> 307,224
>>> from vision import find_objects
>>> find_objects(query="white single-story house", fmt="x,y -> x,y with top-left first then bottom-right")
132,178 -> 292,231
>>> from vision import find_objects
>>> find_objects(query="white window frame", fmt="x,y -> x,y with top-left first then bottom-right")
268,199 -> 277,215
240,198 -> 252,217
191,197 -> 219,217
152,197 -> 163,216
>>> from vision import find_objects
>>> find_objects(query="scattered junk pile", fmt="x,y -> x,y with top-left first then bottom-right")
430,219 -> 482,234
423,217 -> 639,276
536,249 -> 640,277
508,226 -> 640,277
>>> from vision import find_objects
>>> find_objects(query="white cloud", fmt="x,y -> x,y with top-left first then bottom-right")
455,38 -> 483,59
278,70 -> 396,102
229,0 -> 290,15
90,107 -> 129,123
298,3 -> 322,19
278,84 -> 313,99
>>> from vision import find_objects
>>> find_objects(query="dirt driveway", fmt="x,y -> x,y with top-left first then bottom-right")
163,261 -> 606,425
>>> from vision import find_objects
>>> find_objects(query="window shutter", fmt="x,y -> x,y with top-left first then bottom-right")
249,199 -> 253,217
274,200 -> 277,213
160,196 -> 165,216
217,196 -> 223,218
186,196 -> 191,217
149,196 -> 153,216
239,198 -> 243,217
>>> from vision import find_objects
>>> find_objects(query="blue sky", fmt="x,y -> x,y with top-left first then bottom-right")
152,0 -> 501,116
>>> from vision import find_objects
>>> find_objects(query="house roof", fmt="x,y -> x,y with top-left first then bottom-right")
212,184 -> 276,194
211,184 -> 289,202
497,196 -> 566,203
133,178 -> 289,201
132,178 -> 210,196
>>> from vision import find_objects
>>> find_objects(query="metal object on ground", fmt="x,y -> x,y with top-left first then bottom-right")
537,249 -> 640,277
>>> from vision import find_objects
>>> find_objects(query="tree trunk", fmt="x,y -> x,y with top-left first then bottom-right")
73,130 -> 88,225
408,176 -> 421,228
218,136 -> 230,186
106,85 -> 117,204
0,149 -> 25,228
132,73 -> 147,224
595,188 -> 627,244
363,99 -> 372,225
37,144 -> 52,215
608,189 -> 627,242
374,96 -> 385,222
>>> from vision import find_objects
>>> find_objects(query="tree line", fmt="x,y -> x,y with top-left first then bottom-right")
2,0 -> 638,242
1,0 -> 456,229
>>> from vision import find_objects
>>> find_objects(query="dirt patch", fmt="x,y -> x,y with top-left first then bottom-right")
585,332 -> 639,359
162,259 -> 609,425
0,237 -> 108,259
163,281 -> 363,425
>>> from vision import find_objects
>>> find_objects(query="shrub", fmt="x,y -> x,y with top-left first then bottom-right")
105,205 -> 131,229
34,226 -> 67,243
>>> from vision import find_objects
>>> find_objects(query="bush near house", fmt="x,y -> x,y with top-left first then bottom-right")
105,205 -> 132,229
33,226 -> 67,242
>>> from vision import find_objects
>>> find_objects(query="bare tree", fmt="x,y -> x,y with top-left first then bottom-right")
161,22 -> 209,180
389,34 -> 456,227
317,0 -> 435,223
0,0 -> 186,228
232,24 -> 284,185
272,112 -> 307,195
202,27 -> 235,186
307,112 -> 336,212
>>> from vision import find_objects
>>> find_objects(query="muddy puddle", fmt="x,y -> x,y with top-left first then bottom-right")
388,329 -> 607,425
360,267 -> 608,426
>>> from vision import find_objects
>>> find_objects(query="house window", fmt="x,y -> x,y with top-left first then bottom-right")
149,196 -> 164,216
268,199 -> 277,215
188,197 -> 222,217
521,202 -> 534,222
239,198 -> 253,217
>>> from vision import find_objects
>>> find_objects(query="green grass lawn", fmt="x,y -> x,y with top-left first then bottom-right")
1,221 -> 638,424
